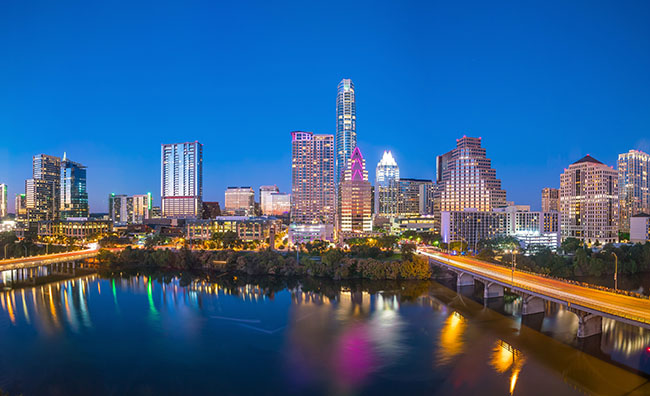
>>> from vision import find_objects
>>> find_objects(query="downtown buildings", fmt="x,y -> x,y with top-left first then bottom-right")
541,187 -> 560,212
339,147 -> 372,234
108,193 -> 152,224
161,141 -> 203,219
224,187 -> 255,216
617,150 -> 650,233
559,155 -> 618,245
59,154 -> 89,219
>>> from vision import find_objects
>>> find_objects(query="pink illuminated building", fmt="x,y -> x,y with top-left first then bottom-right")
339,147 -> 372,233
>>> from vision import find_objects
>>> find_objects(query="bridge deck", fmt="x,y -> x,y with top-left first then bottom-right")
418,248 -> 650,328
0,249 -> 99,271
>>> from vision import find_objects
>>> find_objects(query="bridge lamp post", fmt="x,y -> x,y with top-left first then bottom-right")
611,252 -> 618,291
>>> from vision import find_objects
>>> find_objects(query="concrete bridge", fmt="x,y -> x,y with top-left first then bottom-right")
0,249 -> 99,271
418,248 -> 650,338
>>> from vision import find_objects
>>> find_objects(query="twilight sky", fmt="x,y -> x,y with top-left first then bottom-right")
1,0 -> 650,213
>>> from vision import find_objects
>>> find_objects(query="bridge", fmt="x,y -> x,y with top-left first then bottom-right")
0,249 -> 99,271
418,247 -> 650,338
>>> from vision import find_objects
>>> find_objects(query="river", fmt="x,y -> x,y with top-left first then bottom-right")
0,272 -> 649,395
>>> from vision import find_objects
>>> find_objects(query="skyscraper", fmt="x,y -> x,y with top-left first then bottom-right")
0,184 -> 7,218
224,187 -> 255,216
541,187 -> 560,212
339,147 -> 372,233
336,78 -> 356,183
375,151 -> 400,217
109,193 -> 152,224
560,155 -> 618,245
60,154 -> 88,219
434,136 -> 506,220
617,149 -> 650,232
26,154 -> 61,223
291,131 -> 335,224
259,185 -> 280,215
15,194 -> 26,221
398,178 -> 433,217
161,141 -> 203,218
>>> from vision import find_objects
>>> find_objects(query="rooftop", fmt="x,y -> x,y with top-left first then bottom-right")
572,155 -> 604,165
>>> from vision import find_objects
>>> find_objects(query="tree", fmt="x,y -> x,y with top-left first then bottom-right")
400,242 -> 416,260
561,238 -> 581,254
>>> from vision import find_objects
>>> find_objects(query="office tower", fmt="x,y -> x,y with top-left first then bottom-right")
398,178 -> 433,217
25,154 -> 61,222
15,193 -> 26,220
375,151 -> 400,217
269,192 -> 291,216
617,149 -> 650,232
291,131 -> 335,224
435,136 -> 507,217
560,155 -> 618,245
339,147 -> 372,233
161,141 -> 203,218
109,193 -> 152,224
336,78 -> 356,183
224,187 -> 255,215
60,154 -> 88,219
260,185 -> 280,215
0,184 -> 6,218
541,187 -> 560,212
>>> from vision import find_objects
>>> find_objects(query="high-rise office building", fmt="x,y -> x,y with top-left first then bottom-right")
269,192 -> 291,216
336,78 -> 356,183
15,194 -> 26,220
375,151 -> 400,217
434,136 -> 507,226
259,185 -> 280,215
0,184 -> 7,218
161,141 -> 203,218
224,187 -> 255,216
541,187 -> 560,212
109,193 -> 152,224
560,155 -> 618,245
398,178 -> 433,217
291,131 -> 335,224
60,154 -> 88,219
339,147 -> 372,233
25,154 -> 61,223
617,149 -> 650,232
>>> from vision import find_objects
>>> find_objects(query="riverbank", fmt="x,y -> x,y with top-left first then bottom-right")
96,247 -> 432,280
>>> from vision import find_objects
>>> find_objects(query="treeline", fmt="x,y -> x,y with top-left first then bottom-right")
96,245 -> 431,280
0,231 -> 80,259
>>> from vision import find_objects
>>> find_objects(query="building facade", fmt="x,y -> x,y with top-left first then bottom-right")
630,213 -> 650,243
0,184 -> 6,218
25,154 -> 61,223
259,185 -> 280,215
161,141 -> 203,218
224,187 -> 255,216
541,187 -> 559,212
109,193 -> 152,224
60,155 -> 88,219
375,150 -> 400,217
186,216 -> 281,242
398,178 -> 433,217
201,201 -> 222,219
291,131 -> 335,224
14,194 -> 26,221
336,78 -> 356,183
560,155 -> 618,245
38,218 -> 112,240
268,192 -> 290,216
339,147 -> 372,234
618,150 -> 650,232
288,223 -> 334,244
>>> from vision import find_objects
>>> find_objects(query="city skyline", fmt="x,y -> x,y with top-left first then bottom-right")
2,2 -> 650,212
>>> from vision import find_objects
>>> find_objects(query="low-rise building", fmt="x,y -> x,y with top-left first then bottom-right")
390,216 -> 436,234
186,216 -> 281,242
630,213 -> 650,243
38,218 -> 113,239
288,223 -> 334,244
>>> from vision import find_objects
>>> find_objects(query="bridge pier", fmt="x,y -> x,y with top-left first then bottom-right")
456,272 -> 475,288
481,281 -> 504,299
521,295 -> 545,315
572,309 -> 602,338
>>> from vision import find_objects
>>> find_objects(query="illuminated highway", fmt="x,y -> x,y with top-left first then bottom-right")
418,248 -> 650,329
0,249 -> 99,271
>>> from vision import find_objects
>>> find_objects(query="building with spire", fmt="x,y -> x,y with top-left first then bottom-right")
375,150 -> 400,217
560,155 -> 618,245
339,147 -> 372,234
336,78 -> 356,184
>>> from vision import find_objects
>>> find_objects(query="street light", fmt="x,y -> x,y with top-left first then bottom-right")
611,252 -> 618,291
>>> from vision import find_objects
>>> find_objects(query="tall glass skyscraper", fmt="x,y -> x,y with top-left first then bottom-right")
375,150 -> 400,217
60,154 -> 88,219
161,141 -> 203,218
617,149 -> 650,232
0,184 -> 7,218
336,78 -> 356,184
26,154 -> 61,222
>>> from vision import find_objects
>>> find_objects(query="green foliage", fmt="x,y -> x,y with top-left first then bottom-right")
561,237 -> 582,254
400,242 -> 416,260
478,235 -> 520,253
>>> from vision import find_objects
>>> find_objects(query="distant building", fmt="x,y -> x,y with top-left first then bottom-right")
434,137 -> 507,230
375,151 -> 400,217
108,193 -> 152,224
560,155 -> 618,245
186,216 -> 281,242
59,154 -> 88,219
161,141 -> 203,218
390,216 -> 436,234
25,154 -> 61,223
630,213 -> 650,243
268,192 -> 290,216
288,223 -> 334,244
291,131 -> 335,224
336,78 -> 356,184
398,178 -> 433,217
260,185 -> 280,215
201,201 -> 222,219
14,193 -> 26,221
0,184 -> 7,218
224,187 -> 255,216
541,187 -> 559,212
618,150 -> 650,232
339,147 -> 372,234
38,218 -> 112,240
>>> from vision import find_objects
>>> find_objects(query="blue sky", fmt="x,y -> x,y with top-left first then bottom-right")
1,0 -> 649,212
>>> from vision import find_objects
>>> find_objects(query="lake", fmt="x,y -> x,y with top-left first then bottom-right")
0,272 -> 649,395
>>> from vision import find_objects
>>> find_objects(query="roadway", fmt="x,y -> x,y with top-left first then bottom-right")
418,247 -> 650,328
0,249 -> 100,271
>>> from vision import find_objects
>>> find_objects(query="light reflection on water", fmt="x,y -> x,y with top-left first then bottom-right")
0,274 -> 648,395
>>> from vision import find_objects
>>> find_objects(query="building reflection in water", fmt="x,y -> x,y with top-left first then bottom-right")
437,312 -> 466,366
